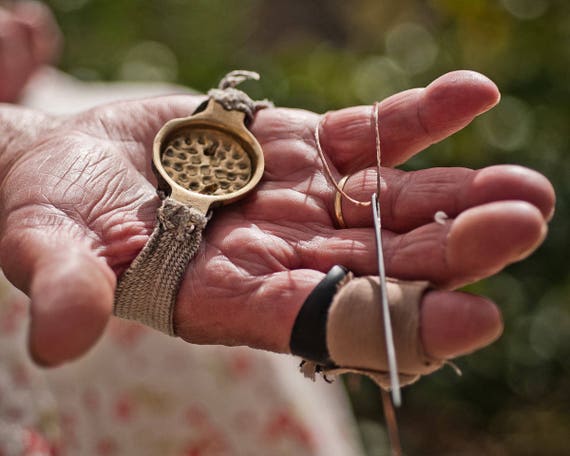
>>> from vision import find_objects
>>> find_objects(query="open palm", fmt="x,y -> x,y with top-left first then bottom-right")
0,71 -> 554,367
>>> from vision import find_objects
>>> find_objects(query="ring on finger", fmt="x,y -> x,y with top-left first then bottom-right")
333,175 -> 351,229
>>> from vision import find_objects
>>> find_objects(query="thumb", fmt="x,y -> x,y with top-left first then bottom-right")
2,230 -> 115,366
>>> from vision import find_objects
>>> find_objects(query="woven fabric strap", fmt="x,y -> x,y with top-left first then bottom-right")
114,198 -> 208,335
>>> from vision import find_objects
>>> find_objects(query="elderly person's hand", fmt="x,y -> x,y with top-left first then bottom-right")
0,71 -> 555,367
0,0 -> 61,102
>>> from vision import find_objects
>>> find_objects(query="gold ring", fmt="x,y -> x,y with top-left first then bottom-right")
333,175 -> 351,229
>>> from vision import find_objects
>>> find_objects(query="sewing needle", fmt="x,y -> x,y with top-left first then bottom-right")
371,192 -> 401,407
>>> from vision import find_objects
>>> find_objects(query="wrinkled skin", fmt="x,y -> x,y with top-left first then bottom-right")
0,71 -> 555,367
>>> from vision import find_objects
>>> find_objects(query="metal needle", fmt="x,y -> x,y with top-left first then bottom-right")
372,192 -> 401,407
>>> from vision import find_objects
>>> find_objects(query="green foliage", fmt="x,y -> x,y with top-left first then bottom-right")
45,0 -> 570,453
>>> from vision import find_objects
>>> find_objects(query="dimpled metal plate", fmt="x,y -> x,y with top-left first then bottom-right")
160,128 -> 252,196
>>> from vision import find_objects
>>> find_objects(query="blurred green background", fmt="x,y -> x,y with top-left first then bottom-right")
44,0 -> 569,454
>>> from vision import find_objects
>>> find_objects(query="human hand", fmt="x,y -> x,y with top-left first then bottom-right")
0,0 -> 62,102
0,71 -> 555,366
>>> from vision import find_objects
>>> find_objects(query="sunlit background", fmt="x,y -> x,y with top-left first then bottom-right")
44,0 -> 569,454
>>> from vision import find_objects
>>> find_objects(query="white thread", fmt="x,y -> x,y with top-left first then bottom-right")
434,210 -> 449,225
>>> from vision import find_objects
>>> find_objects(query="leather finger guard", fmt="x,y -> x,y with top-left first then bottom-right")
289,265 -> 348,363
290,268 -> 444,389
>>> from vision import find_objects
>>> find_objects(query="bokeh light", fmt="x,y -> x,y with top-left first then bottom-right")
478,95 -> 533,151
119,41 -> 178,82
351,56 -> 409,104
385,22 -> 439,75
501,0 -> 550,20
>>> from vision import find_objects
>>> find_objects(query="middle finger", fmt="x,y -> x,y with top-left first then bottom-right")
331,164 -> 554,232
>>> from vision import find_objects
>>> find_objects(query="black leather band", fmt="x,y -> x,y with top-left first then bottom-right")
289,265 -> 348,363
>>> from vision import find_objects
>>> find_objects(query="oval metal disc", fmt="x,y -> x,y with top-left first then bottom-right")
153,99 -> 264,214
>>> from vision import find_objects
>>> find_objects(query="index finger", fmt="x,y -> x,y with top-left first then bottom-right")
320,70 -> 500,173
